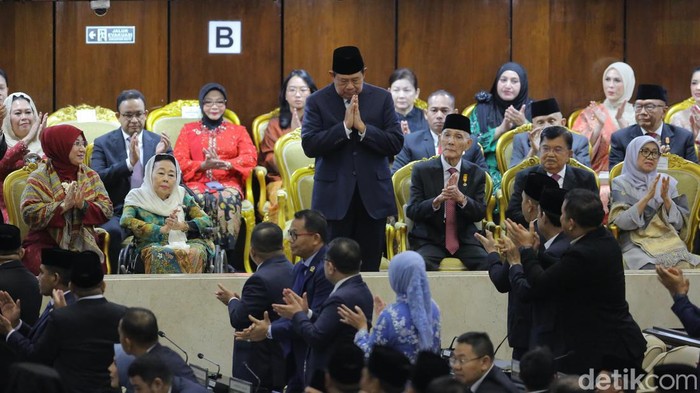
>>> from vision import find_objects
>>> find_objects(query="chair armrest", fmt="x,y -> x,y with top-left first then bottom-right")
277,189 -> 288,227
95,227 -> 111,275
497,188 -> 506,227
385,224 -> 395,260
253,166 -> 269,220
395,222 -> 408,253
245,171 -> 254,206
241,200 -> 255,273
609,223 -> 619,239
486,193 -> 496,224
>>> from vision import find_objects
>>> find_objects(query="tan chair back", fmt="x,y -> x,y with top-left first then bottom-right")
146,99 -> 241,144
47,104 -> 120,144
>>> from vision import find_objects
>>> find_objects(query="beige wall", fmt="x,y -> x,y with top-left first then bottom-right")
103,271 -> 700,376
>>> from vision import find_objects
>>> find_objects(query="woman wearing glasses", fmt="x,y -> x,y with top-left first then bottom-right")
609,135 -> 699,269
173,83 -> 257,263
259,70 -> 317,223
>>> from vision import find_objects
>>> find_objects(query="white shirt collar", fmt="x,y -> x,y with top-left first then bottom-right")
543,232 -> 561,250
440,155 -> 460,173
430,130 -> 440,149
77,294 -> 105,301
642,122 -> 664,137
469,363 -> 494,392
570,234 -> 585,244
302,249 -> 320,267
330,274 -> 359,296
547,165 -> 567,188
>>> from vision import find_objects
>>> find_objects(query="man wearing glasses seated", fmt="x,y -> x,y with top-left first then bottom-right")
90,90 -> 171,273
609,84 -> 698,169
449,332 -> 518,393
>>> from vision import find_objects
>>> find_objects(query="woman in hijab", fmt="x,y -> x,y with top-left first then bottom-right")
259,70 -> 317,222
121,154 -> 214,274
21,125 -> 112,275
173,83 -> 257,259
609,135 -> 699,269
572,61 -> 636,172
338,251 -> 441,363
0,93 -> 47,220
469,62 -> 532,190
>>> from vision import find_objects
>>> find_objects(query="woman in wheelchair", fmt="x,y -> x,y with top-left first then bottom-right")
21,125 -> 112,275
173,83 -> 256,261
609,135 -> 700,270
120,154 -> 214,274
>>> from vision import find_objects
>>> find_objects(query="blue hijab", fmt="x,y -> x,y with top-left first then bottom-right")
389,251 -> 435,351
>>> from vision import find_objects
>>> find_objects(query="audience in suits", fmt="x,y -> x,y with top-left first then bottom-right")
388,68 -> 428,135
215,222 -> 292,392
301,46 -> 403,272
610,84 -> 698,169
609,135 -> 699,269
6,363 -> 68,393
127,353 -> 207,393
668,66 -> 700,146
407,351 -> 451,393
0,224 -> 40,327
338,250 -> 441,362
506,125 -> 598,227
656,266 -> 700,337
21,124 -> 113,275
392,89 -> 486,174
258,70 -> 317,223
273,237 -> 373,386
304,343 -> 365,393
233,209 -> 333,393
572,61 -> 636,173
90,89 -> 171,271
449,332 -> 519,393
360,345 -> 412,393
510,98 -> 590,168
407,113 -> 489,271
120,154 -> 214,274
0,250 -> 127,393
469,62 -> 533,191
519,346 -> 557,393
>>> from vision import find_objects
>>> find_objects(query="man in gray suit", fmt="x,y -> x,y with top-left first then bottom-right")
90,90 -> 171,272
510,98 -> 590,168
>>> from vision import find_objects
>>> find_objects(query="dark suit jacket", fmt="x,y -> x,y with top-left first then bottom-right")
227,255 -> 293,391
522,226 -> 646,374
391,129 -> 487,173
151,343 -> 196,382
17,292 -> 76,348
91,128 -> 163,215
172,376 -> 208,393
510,132 -> 591,168
407,157 -> 486,249
609,123 -> 698,169
301,83 -> 403,220
291,274 -> 373,386
671,295 -> 700,338
0,260 -> 41,326
506,165 -> 598,227
6,296 -> 127,393
473,365 -> 519,393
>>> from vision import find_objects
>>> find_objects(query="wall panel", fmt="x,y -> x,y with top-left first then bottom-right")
170,0 -> 281,129
513,0 -> 625,116
283,0 -> 396,94
626,0 -> 700,106
55,1 -> 168,112
0,2 -> 54,113
398,0 -> 511,111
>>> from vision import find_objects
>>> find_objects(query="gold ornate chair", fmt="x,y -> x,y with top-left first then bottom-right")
499,156 -> 598,224
273,129 -> 313,225
608,153 -> 700,251
276,165 -> 315,260
250,108 -> 282,220
665,97 -> 694,124
461,103 -> 476,118
4,163 -> 111,273
85,143 -> 94,166
145,99 -> 241,145
414,98 -> 427,111
495,123 -> 532,174
47,104 -> 120,144
251,108 -> 280,152
567,107 -> 586,129
392,157 -> 494,271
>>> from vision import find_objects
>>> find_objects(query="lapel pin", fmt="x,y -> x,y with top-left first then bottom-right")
462,174 -> 468,186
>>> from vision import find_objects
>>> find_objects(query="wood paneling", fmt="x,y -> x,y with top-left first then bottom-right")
626,0 -> 700,106
0,2 -> 54,113
283,0 -> 396,95
54,1 -> 168,112
513,0 -> 625,116
398,0 -> 511,111
170,0 -> 281,129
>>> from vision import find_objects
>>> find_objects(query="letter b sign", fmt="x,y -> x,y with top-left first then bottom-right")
208,21 -> 241,54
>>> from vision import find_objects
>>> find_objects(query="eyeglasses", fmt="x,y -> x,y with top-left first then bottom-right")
203,100 -> 226,107
540,145 -> 568,155
449,355 -> 484,367
120,112 -> 145,119
639,148 -> 661,159
73,140 -> 87,147
286,87 -> 310,95
634,104 -> 665,113
288,230 -> 315,242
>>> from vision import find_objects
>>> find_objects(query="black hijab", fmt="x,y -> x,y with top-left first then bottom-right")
198,82 -> 227,130
475,62 -> 532,133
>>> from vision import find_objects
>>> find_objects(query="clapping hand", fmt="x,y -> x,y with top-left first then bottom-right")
234,311 -> 271,342
129,135 -> 140,167
474,228 -> 498,254
352,96 -> 366,134
0,291 -> 21,328
164,208 -> 187,232
656,265 -> 690,297
155,133 -> 171,154
505,105 -> 528,127
373,295 -> 386,316
502,236 -> 521,265
272,289 -> 308,319
291,108 -> 302,130
25,112 -> 47,144
338,304 -> 368,331
214,283 -> 239,305
53,289 -> 67,309
504,219 -> 537,249
615,102 -> 629,128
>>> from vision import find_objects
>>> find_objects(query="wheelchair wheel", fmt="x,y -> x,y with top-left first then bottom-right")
214,247 -> 228,273
118,243 -> 139,274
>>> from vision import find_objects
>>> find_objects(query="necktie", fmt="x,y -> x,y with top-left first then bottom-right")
445,168 -> 459,255
292,263 -> 310,294
647,132 -> 658,140
128,137 -> 144,188
550,173 -> 561,182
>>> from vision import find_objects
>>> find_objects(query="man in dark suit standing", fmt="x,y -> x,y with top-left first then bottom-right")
116,307 -> 196,389
0,224 -> 40,327
407,113 -> 489,271
392,90 -> 486,173
450,332 -> 518,393
91,89 -> 171,272
0,250 -> 127,393
234,209 -> 333,393
215,223 -> 293,393
510,98 -> 590,168
610,84 -> 698,169
301,46 -> 403,271
127,354 -> 207,393
273,237 -> 373,387
506,126 -> 598,227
